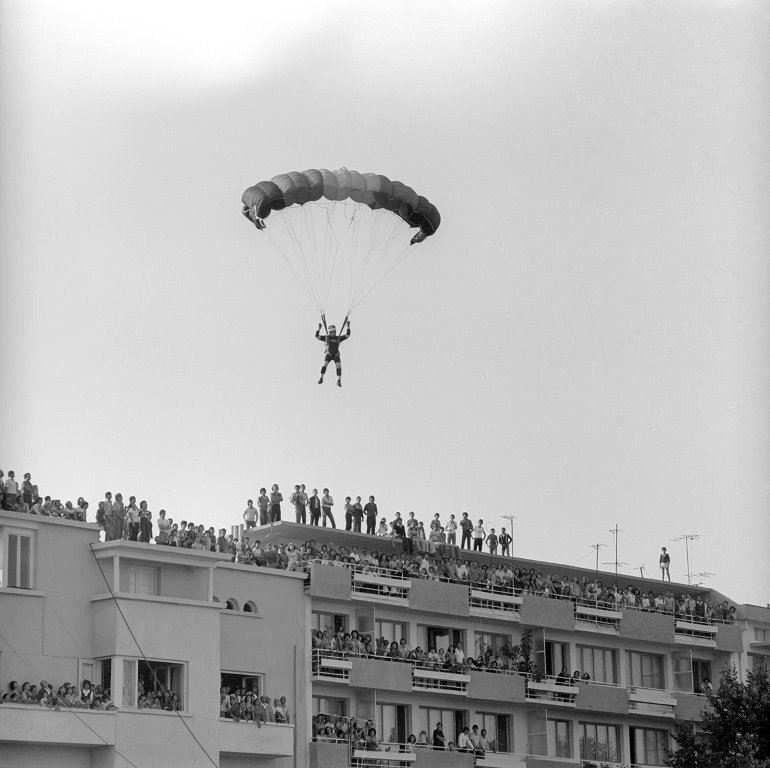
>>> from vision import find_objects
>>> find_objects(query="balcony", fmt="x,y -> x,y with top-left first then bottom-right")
349,657 -> 413,692
218,719 -> 293,757
469,584 -> 523,620
311,740 -> 475,768
312,650 -> 352,683
525,676 -> 579,707
351,568 -> 410,606
674,619 -> 717,647
574,680 -> 629,714
474,752 -> 528,768
412,664 -> 471,695
574,601 -> 621,633
0,703 -> 116,746
628,687 -> 676,717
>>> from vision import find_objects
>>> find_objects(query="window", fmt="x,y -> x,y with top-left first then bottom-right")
122,658 -> 185,709
477,712 -> 511,752
377,703 -> 408,744
754,628 -> 767,642
580,722 -> 620,762
692,660 -> 712,694
313,696 -> 348,716
630,727 -> 668,766
627,651 -> 665,689
420,706 -> 462,743
243,600 -> 258,613
376,620 -> 408,645
128,565 -> 157,595
1,531 -> 33,589
221,672 -> 261,698
577,645 -> 617,684
474,632 -> 510,659
225,598 -> 239,611
424,625 -> 462,653
545,641 -> 569,677
548,719 -> 571,758
313,611 -> 347,634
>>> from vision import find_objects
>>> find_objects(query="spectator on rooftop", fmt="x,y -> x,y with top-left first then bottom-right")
376,518 -> 389,536
472,520 -> 486,552
499,527 -> 512,556
243,500 -> 257,529
344,497 -> 354,531
308,488 -> 321,526
113,493 -> 126,540
139,500 -> 152,543
352,496 -> 364,532
660,547 -> 671,582
321,489 -> 335,528
364,495 -> 378,534
126,497 -> 140,541
445,514 -> 457,546
4,470 -> 19,510
270,484 -> 283,522
486,528 -> 498,555
459,513 -> 473,549
291,485 -> 307,525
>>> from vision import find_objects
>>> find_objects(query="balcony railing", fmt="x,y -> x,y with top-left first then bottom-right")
350,565 -> 411,604
574,600 -> 622,632
674,618 -> 718,646
627,686 -> 677,717
412,663 -> 471,695
525,674 -> 579,706
312,649 -> 352,683
469,584 -> 523,617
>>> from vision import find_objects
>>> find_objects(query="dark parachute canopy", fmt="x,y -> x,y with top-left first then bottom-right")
241,168 -> 439,318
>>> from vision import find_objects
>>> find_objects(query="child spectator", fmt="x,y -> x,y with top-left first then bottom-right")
321,489 -> 335,528
352,496 -> 364,532
270,484 -> 283,522
364,496 -> 378,534
139,501 -> 152,543
257,489 -> 270,526
243,500 -> 257,529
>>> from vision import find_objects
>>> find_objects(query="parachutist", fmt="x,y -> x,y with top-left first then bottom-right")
316,321 -> 350,387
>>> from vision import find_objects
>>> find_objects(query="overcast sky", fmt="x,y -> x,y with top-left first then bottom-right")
1,0 -> 768,605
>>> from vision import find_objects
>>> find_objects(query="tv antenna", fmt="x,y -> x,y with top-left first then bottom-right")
671,534 -> 703,586
692,571 -> 715,587
607,523 -> 624,581
636,564 -> 646,578
589,543 -> 606,573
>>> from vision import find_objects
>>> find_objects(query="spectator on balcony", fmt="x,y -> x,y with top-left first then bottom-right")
486,528 -> 498,555
660,547 -> 671,581
269,484 -> 283,522
2,681 -> 19,702
479,728 -> 494,753
472,520 -> 486,552
457,727 -> 474,753
459,513 -> 472,549
416,731 -> 430,749
432,722 -> 446,749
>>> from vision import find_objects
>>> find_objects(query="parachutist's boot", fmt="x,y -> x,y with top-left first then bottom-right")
318,377 -> 323,384
337,379 -> 342,388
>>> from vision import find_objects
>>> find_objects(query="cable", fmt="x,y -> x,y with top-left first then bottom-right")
88,543 -> 220,768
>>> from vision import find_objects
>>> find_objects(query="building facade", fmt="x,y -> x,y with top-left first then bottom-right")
0,511 -> 767,768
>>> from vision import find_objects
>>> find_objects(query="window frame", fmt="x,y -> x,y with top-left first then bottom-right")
579,721 -> 621,762
577,644 -> 618,684
0,527 -> 34,589
121,656 -> 186,711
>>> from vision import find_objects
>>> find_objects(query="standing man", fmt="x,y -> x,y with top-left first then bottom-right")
364,495 -> 378,534
472,519 -> 486,552
290,485 -> 307,524
344,497 -> 354,531
486,528 -> 498,555
459,513 -> 473,550
321,488 -> 336,528
659,547 -> 671,582
308,489 -> 321,526
499,527 -> 512,557
445,514 -> 457,546
243,500 -> 258,530
257,488 -> 270,526
352,497 -> 364,533
270,485 -> 283,522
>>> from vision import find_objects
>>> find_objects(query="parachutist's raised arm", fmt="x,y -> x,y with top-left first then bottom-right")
316,324 -> 326,341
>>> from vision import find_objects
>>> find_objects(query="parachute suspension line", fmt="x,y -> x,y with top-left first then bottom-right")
321,201 -> 356,318
348,214 -> 410,314
302,202 -> 325,315
263,222 -> 322,315
280,207 -> 319,306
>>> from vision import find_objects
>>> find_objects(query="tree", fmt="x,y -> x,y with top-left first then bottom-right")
500,629 -> 538,676
667,662 -> 770,768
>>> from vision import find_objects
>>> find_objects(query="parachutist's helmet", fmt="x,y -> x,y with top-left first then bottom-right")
328,325 -> 336,333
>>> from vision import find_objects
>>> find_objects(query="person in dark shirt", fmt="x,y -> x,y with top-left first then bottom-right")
308,489 -> 321,526
316,322 -> 351,387
352,497 -> 364,532
364,496 -> 378,535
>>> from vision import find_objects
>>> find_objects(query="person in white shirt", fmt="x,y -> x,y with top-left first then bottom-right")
457,727 -> 474,752
472,520 -> 486,552
243,500 -> 258,529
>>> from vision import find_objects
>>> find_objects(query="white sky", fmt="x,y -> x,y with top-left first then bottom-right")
1,0 -> 768,605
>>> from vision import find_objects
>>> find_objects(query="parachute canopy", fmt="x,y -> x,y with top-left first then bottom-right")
241,168 -> 440,318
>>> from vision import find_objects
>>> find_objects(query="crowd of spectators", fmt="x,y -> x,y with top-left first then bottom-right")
0,469 -> 88,521
312,713 -> 496,756
1,468 -> 735,623
219,683 -> 290,726
0,678 -> 117,710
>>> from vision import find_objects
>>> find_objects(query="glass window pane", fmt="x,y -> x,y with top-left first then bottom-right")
123,659 -> 137,707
